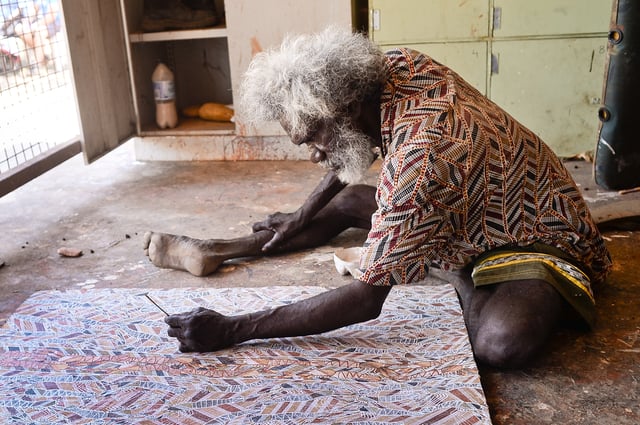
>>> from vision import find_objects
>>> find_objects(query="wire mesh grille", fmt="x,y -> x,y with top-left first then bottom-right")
0,0 -> 78,174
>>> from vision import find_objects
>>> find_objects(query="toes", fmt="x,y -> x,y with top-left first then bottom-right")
144,233 -> 163,265
147,237 -> 159,263
143,231 -> 153,251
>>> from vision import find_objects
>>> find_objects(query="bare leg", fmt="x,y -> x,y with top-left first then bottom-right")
442,268 -> 566,368
143,231 -> 273,276
144,185 -> 377,276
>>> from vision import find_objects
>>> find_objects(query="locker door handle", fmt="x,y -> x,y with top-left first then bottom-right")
491,53 -> 499,75
493,7 -> 502,31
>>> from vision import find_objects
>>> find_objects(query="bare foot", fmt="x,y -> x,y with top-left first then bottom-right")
143,232 -> 225,276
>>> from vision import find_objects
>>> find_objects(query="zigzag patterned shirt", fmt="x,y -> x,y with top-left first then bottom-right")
359,48 -> 612,286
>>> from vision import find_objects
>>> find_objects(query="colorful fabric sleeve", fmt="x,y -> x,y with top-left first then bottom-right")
359,144 -> 444,286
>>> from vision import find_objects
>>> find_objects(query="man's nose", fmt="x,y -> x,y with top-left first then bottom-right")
292,133 -> 314,146
292,136 -> 306,146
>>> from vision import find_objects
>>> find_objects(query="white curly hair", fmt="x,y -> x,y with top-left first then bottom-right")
239,26 -> 388,140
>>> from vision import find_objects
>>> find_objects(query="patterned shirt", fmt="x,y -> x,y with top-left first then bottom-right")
359,48 -> 612,286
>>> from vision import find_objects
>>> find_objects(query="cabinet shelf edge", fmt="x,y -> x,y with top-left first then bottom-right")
129,26 -> 228,43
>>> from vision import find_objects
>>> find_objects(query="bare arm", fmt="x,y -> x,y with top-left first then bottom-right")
252,170 -> 347,251
165,280 -> 391,352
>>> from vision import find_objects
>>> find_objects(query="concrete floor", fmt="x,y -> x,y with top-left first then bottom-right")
1,142 -> 639,424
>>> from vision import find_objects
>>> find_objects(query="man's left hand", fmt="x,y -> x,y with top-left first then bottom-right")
252,210 -> 306,252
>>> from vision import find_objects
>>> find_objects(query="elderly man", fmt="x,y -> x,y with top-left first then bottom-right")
145,27 -> 611,368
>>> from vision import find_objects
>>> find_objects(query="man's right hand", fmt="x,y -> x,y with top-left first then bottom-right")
165,307 -> 236,352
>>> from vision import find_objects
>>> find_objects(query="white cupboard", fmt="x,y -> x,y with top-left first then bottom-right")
62,0 -> 353,163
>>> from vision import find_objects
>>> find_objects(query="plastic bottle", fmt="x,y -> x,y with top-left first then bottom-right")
152,63 -> 178,129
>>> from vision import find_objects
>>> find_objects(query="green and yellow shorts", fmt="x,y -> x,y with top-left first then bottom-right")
471,244 -> 595,327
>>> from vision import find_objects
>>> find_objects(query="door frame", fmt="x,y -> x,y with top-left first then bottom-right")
62,0 -> 136,163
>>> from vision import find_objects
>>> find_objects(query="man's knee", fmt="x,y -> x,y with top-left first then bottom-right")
472,319 -> 542,368
331,185 -> 376,219
465,279 -> 566,368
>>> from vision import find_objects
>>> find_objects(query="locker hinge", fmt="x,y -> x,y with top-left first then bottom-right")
372,9 -> 381,31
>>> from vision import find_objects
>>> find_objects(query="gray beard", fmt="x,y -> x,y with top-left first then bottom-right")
320,122 -> 375,185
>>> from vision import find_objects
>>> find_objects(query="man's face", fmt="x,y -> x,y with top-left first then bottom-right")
283,117 -> 375,184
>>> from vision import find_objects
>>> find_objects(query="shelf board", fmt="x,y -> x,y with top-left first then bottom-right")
129,25 -> 227,43
139,118 -> 235,136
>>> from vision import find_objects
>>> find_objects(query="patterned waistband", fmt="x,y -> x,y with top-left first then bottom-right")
471,250 -> 595,326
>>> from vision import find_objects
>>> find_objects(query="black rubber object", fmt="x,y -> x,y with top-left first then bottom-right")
595,0 -> 640,190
